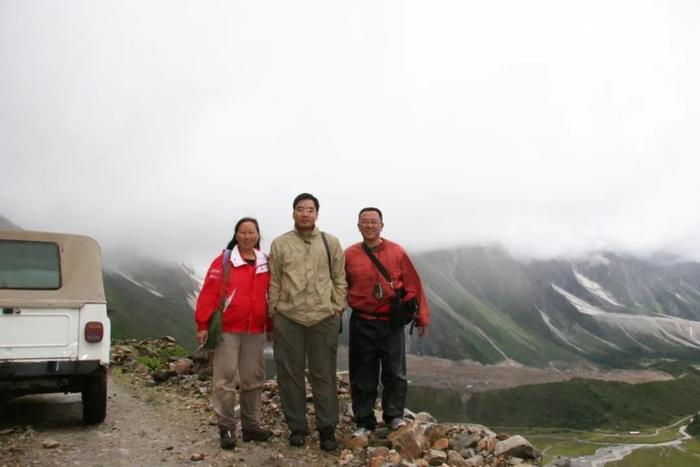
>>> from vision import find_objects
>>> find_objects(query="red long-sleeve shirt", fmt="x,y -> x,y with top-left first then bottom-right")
344,239 -> 430,327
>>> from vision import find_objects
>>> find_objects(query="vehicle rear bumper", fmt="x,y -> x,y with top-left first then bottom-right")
0,360 -> 105,399
0,360 -> 102,379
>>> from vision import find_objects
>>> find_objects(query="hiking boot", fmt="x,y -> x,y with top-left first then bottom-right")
242,426 -> 273,442
219,428 -> 236,450
319,427 -> 337,451
289,430 -> 307,447
389,417 -> 406,431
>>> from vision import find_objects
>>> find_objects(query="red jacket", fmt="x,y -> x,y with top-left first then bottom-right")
344,239 -> 430,327
195,247 -> 271,334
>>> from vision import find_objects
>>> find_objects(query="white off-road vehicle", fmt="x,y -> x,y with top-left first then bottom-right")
0,229 -> 111,423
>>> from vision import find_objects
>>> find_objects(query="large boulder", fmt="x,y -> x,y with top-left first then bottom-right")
494,435 -> 540,459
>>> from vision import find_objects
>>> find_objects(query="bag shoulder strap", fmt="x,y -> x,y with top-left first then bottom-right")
361,243 -> 393,286
321,232 -> 332,274
217,249 -> 233,311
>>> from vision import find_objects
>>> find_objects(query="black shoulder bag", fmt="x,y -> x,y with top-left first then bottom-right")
361,243 -> 418,334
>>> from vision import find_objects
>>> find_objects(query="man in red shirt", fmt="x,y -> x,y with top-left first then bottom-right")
344,207 -> 430,437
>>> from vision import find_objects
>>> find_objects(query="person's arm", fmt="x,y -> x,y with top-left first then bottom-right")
194,254 -> 225,344
399,251 -> 431,331
267,239 -> 282,316
331,236 -> 348,314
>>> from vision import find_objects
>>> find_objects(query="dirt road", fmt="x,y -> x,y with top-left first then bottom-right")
0,374 -> 334,467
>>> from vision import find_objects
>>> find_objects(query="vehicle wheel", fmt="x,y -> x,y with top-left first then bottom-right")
82,367 -> 107,424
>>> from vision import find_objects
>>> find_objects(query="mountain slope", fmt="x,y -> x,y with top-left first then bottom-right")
412,246 -> 700,367
104,257 -> 201,349
0,214 -> 21,230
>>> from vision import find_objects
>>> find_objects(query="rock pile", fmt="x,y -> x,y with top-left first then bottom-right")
111,337 -> 542,466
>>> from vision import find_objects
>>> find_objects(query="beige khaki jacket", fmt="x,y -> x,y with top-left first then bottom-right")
268,227 -> 347,326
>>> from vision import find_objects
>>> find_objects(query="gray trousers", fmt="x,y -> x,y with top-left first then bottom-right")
212,332 -> 265,431
273,313 -> 340,433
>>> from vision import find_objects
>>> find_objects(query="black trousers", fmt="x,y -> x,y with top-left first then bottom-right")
349,311 -> 407,430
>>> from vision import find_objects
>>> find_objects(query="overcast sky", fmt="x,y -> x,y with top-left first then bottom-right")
2,1 -> 700,270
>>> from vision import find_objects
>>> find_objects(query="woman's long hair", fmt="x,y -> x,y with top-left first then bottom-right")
226,217 -> 261,250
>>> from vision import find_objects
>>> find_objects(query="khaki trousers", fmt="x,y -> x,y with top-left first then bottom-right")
212,332 -> 265,431
273,313 -> 340,433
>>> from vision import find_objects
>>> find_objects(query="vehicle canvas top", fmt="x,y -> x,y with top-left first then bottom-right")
0,229 -> 106,307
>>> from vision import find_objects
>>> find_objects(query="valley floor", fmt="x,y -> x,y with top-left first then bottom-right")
386,350 -> 674,392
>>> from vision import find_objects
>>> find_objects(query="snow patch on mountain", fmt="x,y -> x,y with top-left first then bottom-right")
115,271 -> 164,298
551,284 -> 605,316
538,308 -> 587,353
553,283 -> 700,350
573,269 -> 623,307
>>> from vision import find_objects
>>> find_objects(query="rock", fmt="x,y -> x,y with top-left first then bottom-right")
494,435 -> 539,459
161,335 -> 177,343
369,455 -> 385,467
42,439 -> 60,449
476,435 -> 496,453
190,452 -> 206,461
0,428 -> 15,436
338,449 -> 354,465
431,437 -> 449,450
508,457 -> 523,465
415,459 -> 430,467
453,432 -> 481,451
171,357 -> 193,375
389,421 -> 426,460
151,369 -> 176,383
367,446 -> 391,458
426,448 -> 448,465
447,450 -> 469,467
345,431 -> 370,449
134,362 -> 151,376
414,411 -> 437,424
465,454 -> 484,466
387,450 -> 401,464
424,423 -> 450,445
496,432 -> 510,440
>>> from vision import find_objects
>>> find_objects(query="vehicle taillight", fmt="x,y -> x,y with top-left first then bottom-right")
84,322 -> 104,343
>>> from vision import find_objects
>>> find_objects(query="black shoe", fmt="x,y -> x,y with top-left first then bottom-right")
289,430 -> 307,447
242,427 -> 273,442
319,427 -> 337,452
219,428 -> 236,450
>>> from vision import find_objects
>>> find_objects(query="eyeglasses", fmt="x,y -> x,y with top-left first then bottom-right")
359,220 -> 382,226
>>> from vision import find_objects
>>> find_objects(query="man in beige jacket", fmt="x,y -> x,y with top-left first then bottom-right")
268,193 -> 347,451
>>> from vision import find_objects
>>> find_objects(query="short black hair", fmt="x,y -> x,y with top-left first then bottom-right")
293,193 -> 320,211
358,207 -> 383,222
226,217 -> 261,250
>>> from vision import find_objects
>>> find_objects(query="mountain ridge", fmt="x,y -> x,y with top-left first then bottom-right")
5,214 -> 700,367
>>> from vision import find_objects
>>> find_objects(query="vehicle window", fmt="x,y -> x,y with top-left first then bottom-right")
0,240 -> 61,289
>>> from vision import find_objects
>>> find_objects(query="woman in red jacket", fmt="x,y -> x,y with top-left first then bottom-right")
195,217 -> 273,449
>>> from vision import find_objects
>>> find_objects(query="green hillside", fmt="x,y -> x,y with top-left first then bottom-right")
466,368 -> 700,430
104,260 -> 200,350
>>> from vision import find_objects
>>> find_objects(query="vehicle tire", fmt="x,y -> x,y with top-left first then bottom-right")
82,367 -> 107,424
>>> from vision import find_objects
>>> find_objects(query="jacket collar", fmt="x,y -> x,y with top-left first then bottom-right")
229,245 -> 268,269
293,225 -> 319,240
